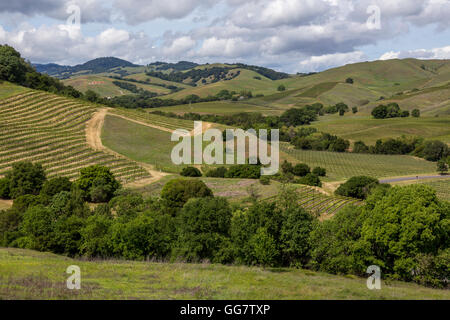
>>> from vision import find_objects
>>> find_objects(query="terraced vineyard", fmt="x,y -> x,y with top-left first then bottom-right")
296,185 -> 361,218
0,90 -> 150,183
264,184 -> 361,218
281,143 -> 436,181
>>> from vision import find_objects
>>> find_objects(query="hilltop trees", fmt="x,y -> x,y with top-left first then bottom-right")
0,45 -> 82,98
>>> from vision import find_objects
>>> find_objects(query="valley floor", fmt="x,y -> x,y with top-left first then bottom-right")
0,248 -> 448,300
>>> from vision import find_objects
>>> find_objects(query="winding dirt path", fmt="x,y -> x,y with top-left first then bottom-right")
86,108 -> 170,186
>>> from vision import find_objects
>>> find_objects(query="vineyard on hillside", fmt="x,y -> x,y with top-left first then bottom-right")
281,143 -> 436,181
264,184 -> 361,218
0,90 -> 150,183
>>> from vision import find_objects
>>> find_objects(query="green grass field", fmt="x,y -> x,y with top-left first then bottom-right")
281,143 -> 436,181
1,248 -> 448,300
102,115 -> 181,172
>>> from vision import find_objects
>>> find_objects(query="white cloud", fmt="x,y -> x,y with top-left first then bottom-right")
0,24 -> 155,65
0,0 -> 449,72
162,36 -> 197,57
113,0 -> 218,24
299,51 -> 367,72
380,46 -> 450,60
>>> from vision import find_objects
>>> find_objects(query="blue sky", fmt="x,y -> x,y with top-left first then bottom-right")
0,0 -> 449,73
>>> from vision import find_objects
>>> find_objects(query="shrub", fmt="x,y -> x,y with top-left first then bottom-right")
0,178 -> 10,199
40,177 -> 72,199
281,160 -> 294,174
109,210 -> 175,260
80,214 -> 113,258
419,140 -> 449,162
160,178 -> 213,212
180,166 -> 202,177
309,205 -> 366,275
353,141 -> 369,153
277,84 -> 286,91
205,167 -> 228,178
6,162 -> 46,198
225,164 -> 261,179
346,78 -> 354,84
297,173 -> 321,187
335,176 -> 379,199
437,160 -> 449,174
312,167 -> 326,177
230,202 -> 282,266
280,206 -> 315,267
174,197 -> 232,262
76,165 -> 120,202
250,227 -> 278,267
412,109 -> 420,117
19,205 -> 55,251
413,249 -> 449,288
293,163 -> 310,177
259,176 -> 271,185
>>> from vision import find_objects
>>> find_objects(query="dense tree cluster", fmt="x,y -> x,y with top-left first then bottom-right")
371,103 -> 412,119
146,67 -> 240,86
112,81 -> 158,96
335,176 -> 383,199
108,75 -> 182,92
353,138 -> 449,162
1,163 -> 447,288
0,45 -> 83,98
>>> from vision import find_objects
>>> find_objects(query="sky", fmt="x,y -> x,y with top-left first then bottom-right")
0,0 -> 449,73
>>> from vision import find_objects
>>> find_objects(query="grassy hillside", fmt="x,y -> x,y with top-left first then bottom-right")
102,114 -> 181,173
1,248 -> 448,300
63,75 -> 172,97
159,69 -> 283,99
152,101 -> 278,115
0,83 -> 149,182
61,58 -> 450,118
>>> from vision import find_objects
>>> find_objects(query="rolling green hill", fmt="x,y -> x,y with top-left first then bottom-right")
59,58 -> 450,118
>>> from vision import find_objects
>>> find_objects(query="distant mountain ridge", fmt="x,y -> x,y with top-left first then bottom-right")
34,57 -> 140,79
